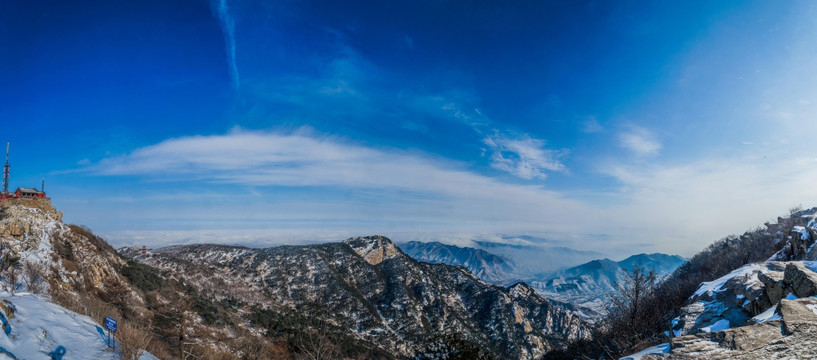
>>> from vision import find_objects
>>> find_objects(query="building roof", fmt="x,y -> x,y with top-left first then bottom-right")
16,187 -> 42,193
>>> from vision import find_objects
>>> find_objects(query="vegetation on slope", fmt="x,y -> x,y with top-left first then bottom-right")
548,206 -> 809,359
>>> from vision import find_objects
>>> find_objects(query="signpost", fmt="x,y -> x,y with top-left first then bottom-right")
105,316 -> 117,348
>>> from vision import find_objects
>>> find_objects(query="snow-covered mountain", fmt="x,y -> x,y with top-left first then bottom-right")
399,239 -> 685,320
529,253 -> 686,317
128,236 -> 591,359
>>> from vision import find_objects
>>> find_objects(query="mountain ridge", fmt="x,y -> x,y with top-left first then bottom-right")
128,235 -> 591,359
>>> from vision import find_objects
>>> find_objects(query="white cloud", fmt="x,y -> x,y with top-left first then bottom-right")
618,126 -> 661,156
482,132 -> 567,179
87,128 -> 590,231
600,153 -> 817,255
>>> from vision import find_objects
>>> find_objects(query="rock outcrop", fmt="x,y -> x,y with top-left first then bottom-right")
650,298 -> 817,359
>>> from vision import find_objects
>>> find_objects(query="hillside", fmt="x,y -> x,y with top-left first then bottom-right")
125,236 -> 591,359
565,206 -> 817,359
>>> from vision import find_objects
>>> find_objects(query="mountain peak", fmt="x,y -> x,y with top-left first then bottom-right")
344,235 -> 400,265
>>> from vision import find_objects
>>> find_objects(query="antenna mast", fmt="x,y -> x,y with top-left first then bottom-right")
2,142 -> 9,194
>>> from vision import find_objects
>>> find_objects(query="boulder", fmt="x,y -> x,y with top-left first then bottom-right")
783,263 -> 817,297
776,297 -> 817,335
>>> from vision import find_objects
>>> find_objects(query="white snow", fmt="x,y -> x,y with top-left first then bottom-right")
700,319 -> 730,333
0,292 -> 155,359
619,343 -> 670,360
785,292 -> 798,300
752,304 -> 781,323
793,226 -> 811,241
693,264 -> 761,297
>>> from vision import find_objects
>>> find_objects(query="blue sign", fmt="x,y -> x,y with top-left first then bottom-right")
104,316 -> 117,333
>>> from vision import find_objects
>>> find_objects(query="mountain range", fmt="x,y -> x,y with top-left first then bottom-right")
124,235 -> 591,359
401,240 -> 686,317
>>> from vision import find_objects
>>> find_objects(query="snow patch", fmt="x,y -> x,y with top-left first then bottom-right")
700,319 -> 730,333
752,305 -> 781,323
619,343 -> 670,360
693,264 -> 761,297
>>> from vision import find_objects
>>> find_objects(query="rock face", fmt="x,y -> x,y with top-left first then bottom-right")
130,235 -> 590,359
650,298 -> 817,359
346,235 -> 399,265
645,261 -> 817,359
0,201 -> 137,306
783,262 -> 817,297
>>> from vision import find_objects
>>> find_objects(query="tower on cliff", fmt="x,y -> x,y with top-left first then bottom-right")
2,142 -> 9,194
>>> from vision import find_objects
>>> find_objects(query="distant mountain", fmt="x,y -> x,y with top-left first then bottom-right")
618,253 -> 688,274
471,241 -> 603,274
399,241 -> 520,283
529,253 -> 687,318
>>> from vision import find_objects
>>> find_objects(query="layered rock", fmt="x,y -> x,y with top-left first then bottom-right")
649,298 -> 817,359
646,261 -> 817,358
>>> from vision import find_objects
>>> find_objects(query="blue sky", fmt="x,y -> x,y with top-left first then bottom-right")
3,0 -> 817,256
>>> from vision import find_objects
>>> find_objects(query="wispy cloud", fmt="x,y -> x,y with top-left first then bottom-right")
213,0 -> 239,88
88,129 -> 582,212
618,126 -> 661,156
581,116 -> 603,133
599,153 -> 817,255
483,132 -> 566,179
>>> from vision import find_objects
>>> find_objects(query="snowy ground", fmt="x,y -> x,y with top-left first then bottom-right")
0,291 -> 156,360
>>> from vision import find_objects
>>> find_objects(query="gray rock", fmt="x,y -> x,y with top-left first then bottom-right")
783,262 -> 817,297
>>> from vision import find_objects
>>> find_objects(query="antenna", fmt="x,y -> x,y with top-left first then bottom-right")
42,178 -> 45,193
2,142 -> 8,194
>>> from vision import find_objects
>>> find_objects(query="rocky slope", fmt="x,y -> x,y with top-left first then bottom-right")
623,207 -> 817,359
0,199 -> 135,305
126,235 -> 591,359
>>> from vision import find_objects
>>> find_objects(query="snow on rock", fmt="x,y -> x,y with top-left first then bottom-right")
751,304 -> 781,323
700,319 -> 730,333
693,264 -> 762,297
672,262 -> 786,336
793,226 -> 811,241
619,343 -> 670,360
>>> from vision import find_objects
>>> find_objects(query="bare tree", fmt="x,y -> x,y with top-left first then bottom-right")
117,321 -> 153,360
23,260 -> 47,294
606,266 -> 662,353
296,323 -> 340,360
2,254 -> 21,295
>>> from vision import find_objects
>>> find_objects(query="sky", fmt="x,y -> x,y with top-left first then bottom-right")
3,0 -> 817,257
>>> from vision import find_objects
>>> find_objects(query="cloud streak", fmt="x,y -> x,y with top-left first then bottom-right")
618,126 -> 661,156
214,0 -> 239,88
